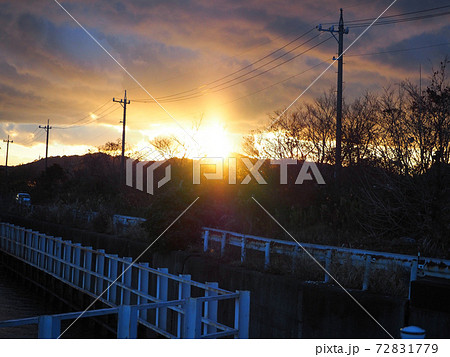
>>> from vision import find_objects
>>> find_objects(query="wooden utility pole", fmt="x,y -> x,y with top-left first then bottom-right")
318,9 -> 348,181
3,135 -> 13,177
39,119 -> 52,170
113,90 -> 131,183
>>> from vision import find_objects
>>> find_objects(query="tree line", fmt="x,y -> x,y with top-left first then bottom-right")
243,59 -> 449,177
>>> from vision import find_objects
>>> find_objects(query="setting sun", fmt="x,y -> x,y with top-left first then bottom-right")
195,121 -> 233,158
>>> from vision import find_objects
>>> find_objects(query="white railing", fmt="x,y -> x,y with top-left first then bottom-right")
0,223 -> 250,338
202,227 -> 450,297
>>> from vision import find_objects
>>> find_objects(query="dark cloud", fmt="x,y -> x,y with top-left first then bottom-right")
0,0 -> 448,164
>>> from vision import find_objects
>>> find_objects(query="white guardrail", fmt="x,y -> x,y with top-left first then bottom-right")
202,227 -> 450,298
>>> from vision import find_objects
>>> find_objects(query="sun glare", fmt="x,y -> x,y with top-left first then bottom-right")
196,121 -> 232,158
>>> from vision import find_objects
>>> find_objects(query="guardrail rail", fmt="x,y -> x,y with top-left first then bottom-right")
202,227 -> 450,297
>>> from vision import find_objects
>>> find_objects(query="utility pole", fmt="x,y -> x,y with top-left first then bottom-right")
113,90 -> 131,183
39,119 -> 52,170
317,9 -> 349,182
3,135 -> 13,177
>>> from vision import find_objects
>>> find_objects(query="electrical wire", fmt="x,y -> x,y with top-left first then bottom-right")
54,105 -> 120,130
346,41 -> 450,57
152,28 -> 316,101
321,4 -> 450,26
130,6 -> 450,105
133,35 -> 332,104
348,11 -> 450,28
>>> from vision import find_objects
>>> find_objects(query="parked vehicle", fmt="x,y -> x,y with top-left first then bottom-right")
15,193 -> 31,206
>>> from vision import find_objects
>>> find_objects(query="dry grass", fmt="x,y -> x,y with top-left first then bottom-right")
200,246 -> 411,298
368,264 -> 410,297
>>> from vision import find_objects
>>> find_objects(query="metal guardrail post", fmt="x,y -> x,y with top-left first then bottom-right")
324,250 -> 332,283
8,225 -> 13,253
15,228 -> 21,256
204,282 -> 218,335
8,225 -> 13,252
241,236 -> 246,263
95,249 -> 105,295
177,274 -> 191,338
19,228 -> 25,258
73,243 -> 82,286
156,268 -> 169,330
5,224 -> 10,251
3,224 -> 8,251
117,305 -> 138,339
10,226 -> 14,254
183,298 -> 202,338
10,226 -> 15,255
264,242 -> 270,270
54,238 -> 62,276
25,230 -> 32,262
7,225 -> 12,252
220,233 -> 227,257
234,290 -> 250,339
63,241 -> 72,281
83,247 -> 93,291
38,315 -> 61,339
138,263 -> 150,321
32,232 -> 39,266
108,255 -> 119,304
203,230 -> 209,252
123,257 -> 132,305
46,236 -> 54,272
362,255 -> 372,291
39,234 -> 46,269
409,259 -> 418,300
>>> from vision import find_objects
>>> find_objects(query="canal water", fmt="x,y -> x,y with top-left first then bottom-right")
0,264 -> 108,338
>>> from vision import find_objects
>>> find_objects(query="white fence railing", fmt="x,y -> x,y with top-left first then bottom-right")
0,223 -> 250,338
202,227 -> 450,297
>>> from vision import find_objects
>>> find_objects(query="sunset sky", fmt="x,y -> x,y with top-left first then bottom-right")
0,0 -> 449,165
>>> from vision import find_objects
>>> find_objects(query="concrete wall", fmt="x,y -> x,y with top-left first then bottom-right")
408,280 -> 450,338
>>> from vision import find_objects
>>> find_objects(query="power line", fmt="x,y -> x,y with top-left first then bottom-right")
113,90 -> 130,183
20,128 -> 45,146
224,60 -> 328,105
131,12 -> 449,105
39,119 -> 52,170
318,9 -> 349,182
134,39 -> 449,107
53,105 -> 120,129
153,36 -> 330,103
126,5 -> 364,95
133,35 -> 332,104
171,40 -> 450,112
348,11 -> 450,28
321,4 -> 450,25
50,93 -> 124,130
3,135 -> 13,177
130,5 -> 449,107
64,99 -> 112,127
154,28 -> 316,101
346,41 -> 450,57
134,28 -> 317,102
